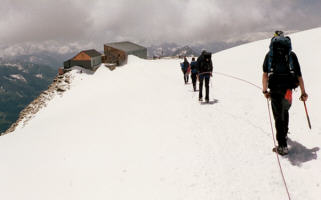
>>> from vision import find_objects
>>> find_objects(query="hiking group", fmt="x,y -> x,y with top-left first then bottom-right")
180,51 -> 213,103
180,30 -> 309,156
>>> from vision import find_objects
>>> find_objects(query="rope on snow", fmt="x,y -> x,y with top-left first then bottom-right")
212,71 -> 292,200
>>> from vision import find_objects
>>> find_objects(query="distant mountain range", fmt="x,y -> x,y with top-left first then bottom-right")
1,40 -> 249,65
0,59 -> 57,133
147,41 -> 247,58
147,43 -> 198,58
2,51 -> 77,69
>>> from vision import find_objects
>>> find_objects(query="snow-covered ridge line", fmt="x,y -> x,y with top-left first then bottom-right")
2,73 -> 72,135
1,64 -> 117,135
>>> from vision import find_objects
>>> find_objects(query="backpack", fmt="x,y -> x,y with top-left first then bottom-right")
190,61 -> 198,74
267,36 -> 299,89
180,62 -> 184,69
181,61 -> 189,71
200,52 -> 213,72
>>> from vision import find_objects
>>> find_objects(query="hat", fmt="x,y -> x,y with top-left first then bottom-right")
274,30 -> 284,37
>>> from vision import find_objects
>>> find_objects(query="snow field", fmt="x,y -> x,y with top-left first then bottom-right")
1,28 -> 321,199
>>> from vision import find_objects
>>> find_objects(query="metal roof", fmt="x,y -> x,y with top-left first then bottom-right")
82,49 -> 102,57
104,41 -> 146,52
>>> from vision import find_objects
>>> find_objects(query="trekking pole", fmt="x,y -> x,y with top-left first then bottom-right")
303,101 -> 312,129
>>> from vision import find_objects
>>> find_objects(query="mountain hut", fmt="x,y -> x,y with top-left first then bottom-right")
64,49 -> 102,70
103,41 -> 147,66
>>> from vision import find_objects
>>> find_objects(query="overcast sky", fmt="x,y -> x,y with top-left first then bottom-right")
1,0 -> 321,55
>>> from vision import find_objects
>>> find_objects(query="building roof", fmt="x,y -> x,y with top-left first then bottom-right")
104,41 -> 146,52
82,49 -> 102,57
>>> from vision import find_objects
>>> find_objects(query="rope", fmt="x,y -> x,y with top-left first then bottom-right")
266,99 -> 292,200
213,71 -> 292,200
214,71 -> 262,90
198,72 -> 212,75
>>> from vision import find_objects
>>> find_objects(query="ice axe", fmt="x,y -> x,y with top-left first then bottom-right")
303,101 -> 312,129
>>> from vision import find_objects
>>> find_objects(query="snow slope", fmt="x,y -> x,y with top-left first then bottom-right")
1,28 -> 321,200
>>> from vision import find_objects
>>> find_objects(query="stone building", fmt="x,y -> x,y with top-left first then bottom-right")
64,49 -> 102,70
103,41 -> 147,65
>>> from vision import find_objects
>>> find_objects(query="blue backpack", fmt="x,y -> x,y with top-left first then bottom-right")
180,61 -> 189,71
267,36 -> 299,89
190,61 -> 198,74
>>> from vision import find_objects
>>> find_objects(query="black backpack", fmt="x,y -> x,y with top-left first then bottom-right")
267,36 -> 299,89
200,52 -> 212,72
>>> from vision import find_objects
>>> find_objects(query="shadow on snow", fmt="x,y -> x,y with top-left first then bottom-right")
286,138 -> 319,167
200,99 -> 219,105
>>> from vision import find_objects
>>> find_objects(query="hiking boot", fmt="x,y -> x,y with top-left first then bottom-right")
282,146 -> 289,155
205,98 -> 209,103
276,146 -> 288,155
199,98 -> 203,101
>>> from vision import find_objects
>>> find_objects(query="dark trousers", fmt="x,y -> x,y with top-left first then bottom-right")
182,70 -> 188,83
191,73 -> 197,90
270,90 -> 292,147
199,75 -> 210,100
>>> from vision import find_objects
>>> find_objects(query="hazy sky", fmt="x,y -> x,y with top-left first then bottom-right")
1,0 -> 321,54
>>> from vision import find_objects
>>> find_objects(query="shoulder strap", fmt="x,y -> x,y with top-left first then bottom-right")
288,52 -> 294,71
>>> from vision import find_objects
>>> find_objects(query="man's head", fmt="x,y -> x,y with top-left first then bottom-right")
274,30 -> 284,37
184,56 -> 187,62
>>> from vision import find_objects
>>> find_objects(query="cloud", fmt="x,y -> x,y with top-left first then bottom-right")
0,0 -> 93,43
1,0 -> 321,55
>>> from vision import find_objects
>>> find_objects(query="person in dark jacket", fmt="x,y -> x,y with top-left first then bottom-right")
197,51 -> 213,102
190,57 -> 198,91
181,57 -> 190,84
262,31 -> 308,155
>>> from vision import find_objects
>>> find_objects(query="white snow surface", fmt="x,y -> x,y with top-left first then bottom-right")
1,28 -> 321,200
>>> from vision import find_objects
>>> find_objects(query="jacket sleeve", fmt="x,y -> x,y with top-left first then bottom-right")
262,53 -> 269,73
